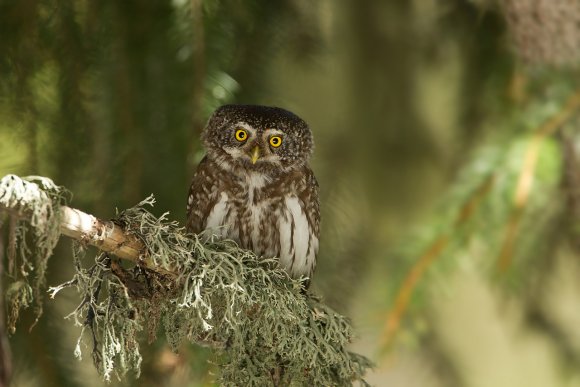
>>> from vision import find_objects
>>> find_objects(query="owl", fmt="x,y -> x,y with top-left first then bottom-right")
186,104 -> 320,286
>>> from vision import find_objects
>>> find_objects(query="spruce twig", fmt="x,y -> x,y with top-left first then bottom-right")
497,89 -> 580,271
379,176 -> 494,351
379,88 -> 580,353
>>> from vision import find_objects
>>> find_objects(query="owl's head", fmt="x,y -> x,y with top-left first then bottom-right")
202,104 -> 314,173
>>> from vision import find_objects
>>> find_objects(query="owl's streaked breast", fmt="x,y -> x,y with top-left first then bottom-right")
201,171 -> 317,279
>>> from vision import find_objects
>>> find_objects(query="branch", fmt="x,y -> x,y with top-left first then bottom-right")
60,206 -> 143,260
379,175 -> 494,351
497,89 -> 580,271
379,89 -> 580,353
1,196 -> 143,261
58,206 -> 173,276
0,174 -> 371,385
0,176 -> 171,277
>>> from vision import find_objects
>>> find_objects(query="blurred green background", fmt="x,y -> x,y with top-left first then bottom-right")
2,0 -> 580,386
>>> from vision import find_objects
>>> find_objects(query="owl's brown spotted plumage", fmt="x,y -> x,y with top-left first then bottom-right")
187,105 -> 320,285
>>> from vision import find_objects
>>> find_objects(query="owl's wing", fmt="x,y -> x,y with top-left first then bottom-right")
283,166 -> 320,284
298,166 -> 321,249
186,156 -> 221,234
298,167 -> 320,277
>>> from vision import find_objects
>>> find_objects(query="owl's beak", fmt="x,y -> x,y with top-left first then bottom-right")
250,146 -> 261,164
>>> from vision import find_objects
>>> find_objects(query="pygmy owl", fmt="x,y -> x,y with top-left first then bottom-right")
186,104 -> 320,286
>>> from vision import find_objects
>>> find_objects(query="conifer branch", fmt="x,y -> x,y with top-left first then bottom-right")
0,174 -> 370,385
380,176 -> 494,351
497,89 -> 580,271
380,89 -> 580,353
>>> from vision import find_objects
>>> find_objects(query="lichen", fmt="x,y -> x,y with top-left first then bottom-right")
1,175 -> 371,385
57,196 -> 371,385
0,174 -> 70,331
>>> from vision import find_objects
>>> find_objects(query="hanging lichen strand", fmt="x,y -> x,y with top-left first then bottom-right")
0,175 -> 70,332
0,175 -> 371,386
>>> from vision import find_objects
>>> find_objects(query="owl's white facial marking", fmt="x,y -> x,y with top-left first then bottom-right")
263,128 -> 284,137
232,122 -> 255,137
223,146 -> 247,160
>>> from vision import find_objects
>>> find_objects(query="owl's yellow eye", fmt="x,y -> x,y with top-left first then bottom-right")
235,129 -> 248,142
269,136 -> 282,148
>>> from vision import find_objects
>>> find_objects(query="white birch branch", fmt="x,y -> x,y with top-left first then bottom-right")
59,206 -> 145,262
0,189 -> 171,274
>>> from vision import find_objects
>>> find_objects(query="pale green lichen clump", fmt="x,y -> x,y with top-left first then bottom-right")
1,175 -> 371,385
